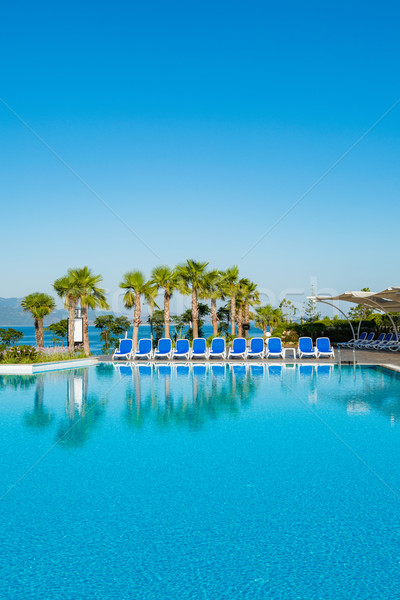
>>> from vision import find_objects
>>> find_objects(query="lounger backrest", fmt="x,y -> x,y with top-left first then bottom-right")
376,333 -> 385,342
138,338 -> 152,354
299,337 -> 313,352
119,339 -> 133,354
358,332 -> 367,341
250,337 -> 264,353
366,332 -> 374,341
316,337 -> 331,352
384,333 -> 393,342
176,339 -> 189,353
211,338 -> 225,353
158,338 -> 172,353
232,338 -> 246,353
192,338 -> 206,353
268,337 -> 282,352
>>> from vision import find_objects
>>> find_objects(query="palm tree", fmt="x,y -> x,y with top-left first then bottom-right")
120,271 -> 150,349
221,266 -> 239,336
201,270 -> 225,337
150,266 -> 178,338
235,278 -> 250,338
71,267 -> 109,356
255,305 -> 282,336
176,259 -> 209,339
53,270 -> 83,352
241,280 -> 260,339
21,292 -> 56,349
144,284 -> 159,344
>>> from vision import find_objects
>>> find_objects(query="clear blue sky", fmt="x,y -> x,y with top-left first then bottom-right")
1,0 -> 399,316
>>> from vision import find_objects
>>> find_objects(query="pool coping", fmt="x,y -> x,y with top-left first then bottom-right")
0,358 -> 98,375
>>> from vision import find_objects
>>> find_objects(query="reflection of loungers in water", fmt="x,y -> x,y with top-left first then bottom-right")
249,365 -> 264,378
316,365 -> 332,378
176,365 -> 190,377
119,365 -> 133,378
268,365 -> 282,377
137,365 -> 152,377
232,365 -> 246,379
211,365 -> 226,378
193,365 -> 207,377
299,365 -> 313,377
158,365 -> 172,377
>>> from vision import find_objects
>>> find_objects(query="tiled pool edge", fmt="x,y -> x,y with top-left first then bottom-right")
0,358 -> 98,375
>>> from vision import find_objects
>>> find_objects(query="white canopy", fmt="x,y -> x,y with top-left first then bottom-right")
312,289 -> 400,313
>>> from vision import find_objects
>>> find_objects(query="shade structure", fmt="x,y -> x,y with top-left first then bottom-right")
312,290 -> 400,313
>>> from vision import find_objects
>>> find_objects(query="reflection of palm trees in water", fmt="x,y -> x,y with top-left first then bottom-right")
123,366 -> 261,431
24,375 -> 54,431
56,369 -> 105,448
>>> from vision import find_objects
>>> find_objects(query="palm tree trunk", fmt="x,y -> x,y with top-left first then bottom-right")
149,304 -> 154,344
237,305 -> 243,337
230,295 -> 236,336
211,298 -> 218,337
192,288 -> 199,339
263,324 -> 267,336
132,292 -> 141,349
68,299 -> 76,353
244,303 -> 250,340
82,305 -> 90,357
35,318 -> 44,349
164,291 -> 170,338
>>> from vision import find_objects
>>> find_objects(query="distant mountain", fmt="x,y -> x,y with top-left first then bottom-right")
0,298 -> 121,327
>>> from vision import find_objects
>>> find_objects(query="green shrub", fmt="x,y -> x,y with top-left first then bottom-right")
1,345 -> 38,363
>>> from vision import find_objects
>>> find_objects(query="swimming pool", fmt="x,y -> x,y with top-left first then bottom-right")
1,364 -> 400,599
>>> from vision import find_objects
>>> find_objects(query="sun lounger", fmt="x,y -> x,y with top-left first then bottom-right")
209,337 -> 226,359
363,333 -> 385,349
173,339 -> 190,359
297,337 -> 316,359
191,338 -> 208,359
357,332 -> 375,348
133,338 -> 153,360
338,332 -> 367,348
265,337 -> 285,359
374,333 -> 393,350
154,338 -> 173,359
112,338 -> 133,360
247,337 -> 265,359
228,338 -> 247,359
315,337 -> 335,359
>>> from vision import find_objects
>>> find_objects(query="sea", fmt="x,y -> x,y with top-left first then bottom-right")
5,324 -> 266,355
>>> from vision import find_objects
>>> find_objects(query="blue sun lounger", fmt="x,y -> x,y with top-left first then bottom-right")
338,332 -> 367,348
265,337 -> 285,359
247,337 -> 265,359
112,338 -> 133,360
297,337 -> 316,359
228,338 -> 247,359
173,339 -> 190,359
315,337 -> 335,359
154,338 -> 173,359
209,337 -> 226,359
191,338 -> 208,359
133,338 -> 153,360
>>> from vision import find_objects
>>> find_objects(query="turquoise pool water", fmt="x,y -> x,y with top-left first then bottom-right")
1,364 -> 400,599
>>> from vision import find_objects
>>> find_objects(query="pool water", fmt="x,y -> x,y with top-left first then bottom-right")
1,364 -> 400,599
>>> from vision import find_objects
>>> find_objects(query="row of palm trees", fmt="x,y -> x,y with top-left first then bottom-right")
21,260 -> 284,356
